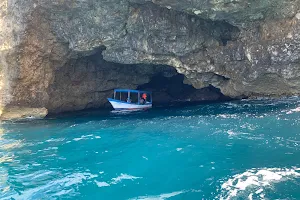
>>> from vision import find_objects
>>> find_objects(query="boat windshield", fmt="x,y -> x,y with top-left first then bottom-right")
113,89 -> 152,104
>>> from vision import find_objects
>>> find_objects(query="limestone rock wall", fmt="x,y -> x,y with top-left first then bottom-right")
103,2 -> 300,98
1,0 -> 300,117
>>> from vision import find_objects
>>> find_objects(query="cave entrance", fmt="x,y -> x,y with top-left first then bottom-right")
137,71 -> 231,107
47,47 -> 230,113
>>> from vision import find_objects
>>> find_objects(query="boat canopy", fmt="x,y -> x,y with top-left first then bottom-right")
111,89 -> 152,105
114,89 -> 152,94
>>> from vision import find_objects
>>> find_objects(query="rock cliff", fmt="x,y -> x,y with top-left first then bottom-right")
1,0 -> 300,118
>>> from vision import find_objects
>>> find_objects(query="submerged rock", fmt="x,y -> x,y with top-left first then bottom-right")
0,0 -> 300,118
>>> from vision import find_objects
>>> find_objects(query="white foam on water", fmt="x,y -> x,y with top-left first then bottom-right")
255,188 -> 263,194
9,172 -> 98,199
176,148 -> 183,151
95,136 -> 101,139
43,147 -> 58,151
0,140 -> 23,150
95,181 -> 110,187
286,106 -> 300,114
224,102 -> 239,108
227,130 -> 236,136
218,167 -> 300,200
226,129 -> 249,137
217,114 -> 238,119
85,134 -> 93,137
129,190 -> 184,200
53,189 -> 73,197
18,170 -> 53,180
46,138 -> 65,143
73,137 -> 83,141
248,193 -> 253,200
142,156 -> 148,160
111,174 -> 142,184
291,107 -> 300,112
73,134 -> 95,141
240,123 -> 257,131
64,173 -> 98,187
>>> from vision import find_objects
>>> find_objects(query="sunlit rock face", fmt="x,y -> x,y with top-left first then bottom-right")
1,0 -> 300,117
131,0 -> 299,25
103,1 -> 300,98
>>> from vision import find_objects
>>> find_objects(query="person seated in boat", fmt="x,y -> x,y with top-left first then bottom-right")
140,93 -> 147,104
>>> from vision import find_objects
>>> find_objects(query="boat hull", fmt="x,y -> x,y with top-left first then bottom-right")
107,98 -> 152,110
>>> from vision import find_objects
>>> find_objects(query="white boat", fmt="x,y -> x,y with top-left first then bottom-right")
107,89 -> 152,111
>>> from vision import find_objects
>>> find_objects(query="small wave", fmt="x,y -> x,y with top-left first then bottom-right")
45,138 -> 65,143
73,137 -> 83,141
40,147 -> 58,151
176,148 -> 183,152
53,189 -> 73,197
142,156 -> 148,160
111,174 -> 142,184
226,130 -> 249,137
240,123 -> 258,131
217,114 -> 239,119
286,107 -> 300,114
17,170 -> 53,180
8,172 -> 98,199
218,167 -> 300,200
92,173 -> 115,188
0,140 -> 23,150
286,139 -> 300,143
0,155 -> 14,163
94,181 -> 110,187
227,130 -> 236,136
72,134 -> 95,141
129,191 -> 184,200
223,102 -> 240,108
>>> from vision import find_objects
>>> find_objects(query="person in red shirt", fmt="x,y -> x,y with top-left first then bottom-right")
140,93 -> 147,104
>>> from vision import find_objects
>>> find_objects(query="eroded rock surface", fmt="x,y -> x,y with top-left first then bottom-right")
0,107 -> 48,121
1,0 -> 300,117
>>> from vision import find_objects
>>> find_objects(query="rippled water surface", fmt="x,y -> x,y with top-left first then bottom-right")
1,98 -> 300,199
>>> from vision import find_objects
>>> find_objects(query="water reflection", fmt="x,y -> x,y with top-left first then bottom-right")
0,126 -> 15,196
0,167 -> 10,194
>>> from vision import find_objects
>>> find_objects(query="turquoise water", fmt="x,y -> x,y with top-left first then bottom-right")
1,98 -> 300,200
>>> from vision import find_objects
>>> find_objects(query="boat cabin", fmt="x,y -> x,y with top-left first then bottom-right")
107,89 -> 152,110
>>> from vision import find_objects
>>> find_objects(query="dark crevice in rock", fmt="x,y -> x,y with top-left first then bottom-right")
212,20 -> 241,46
137,72 -> 232,107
